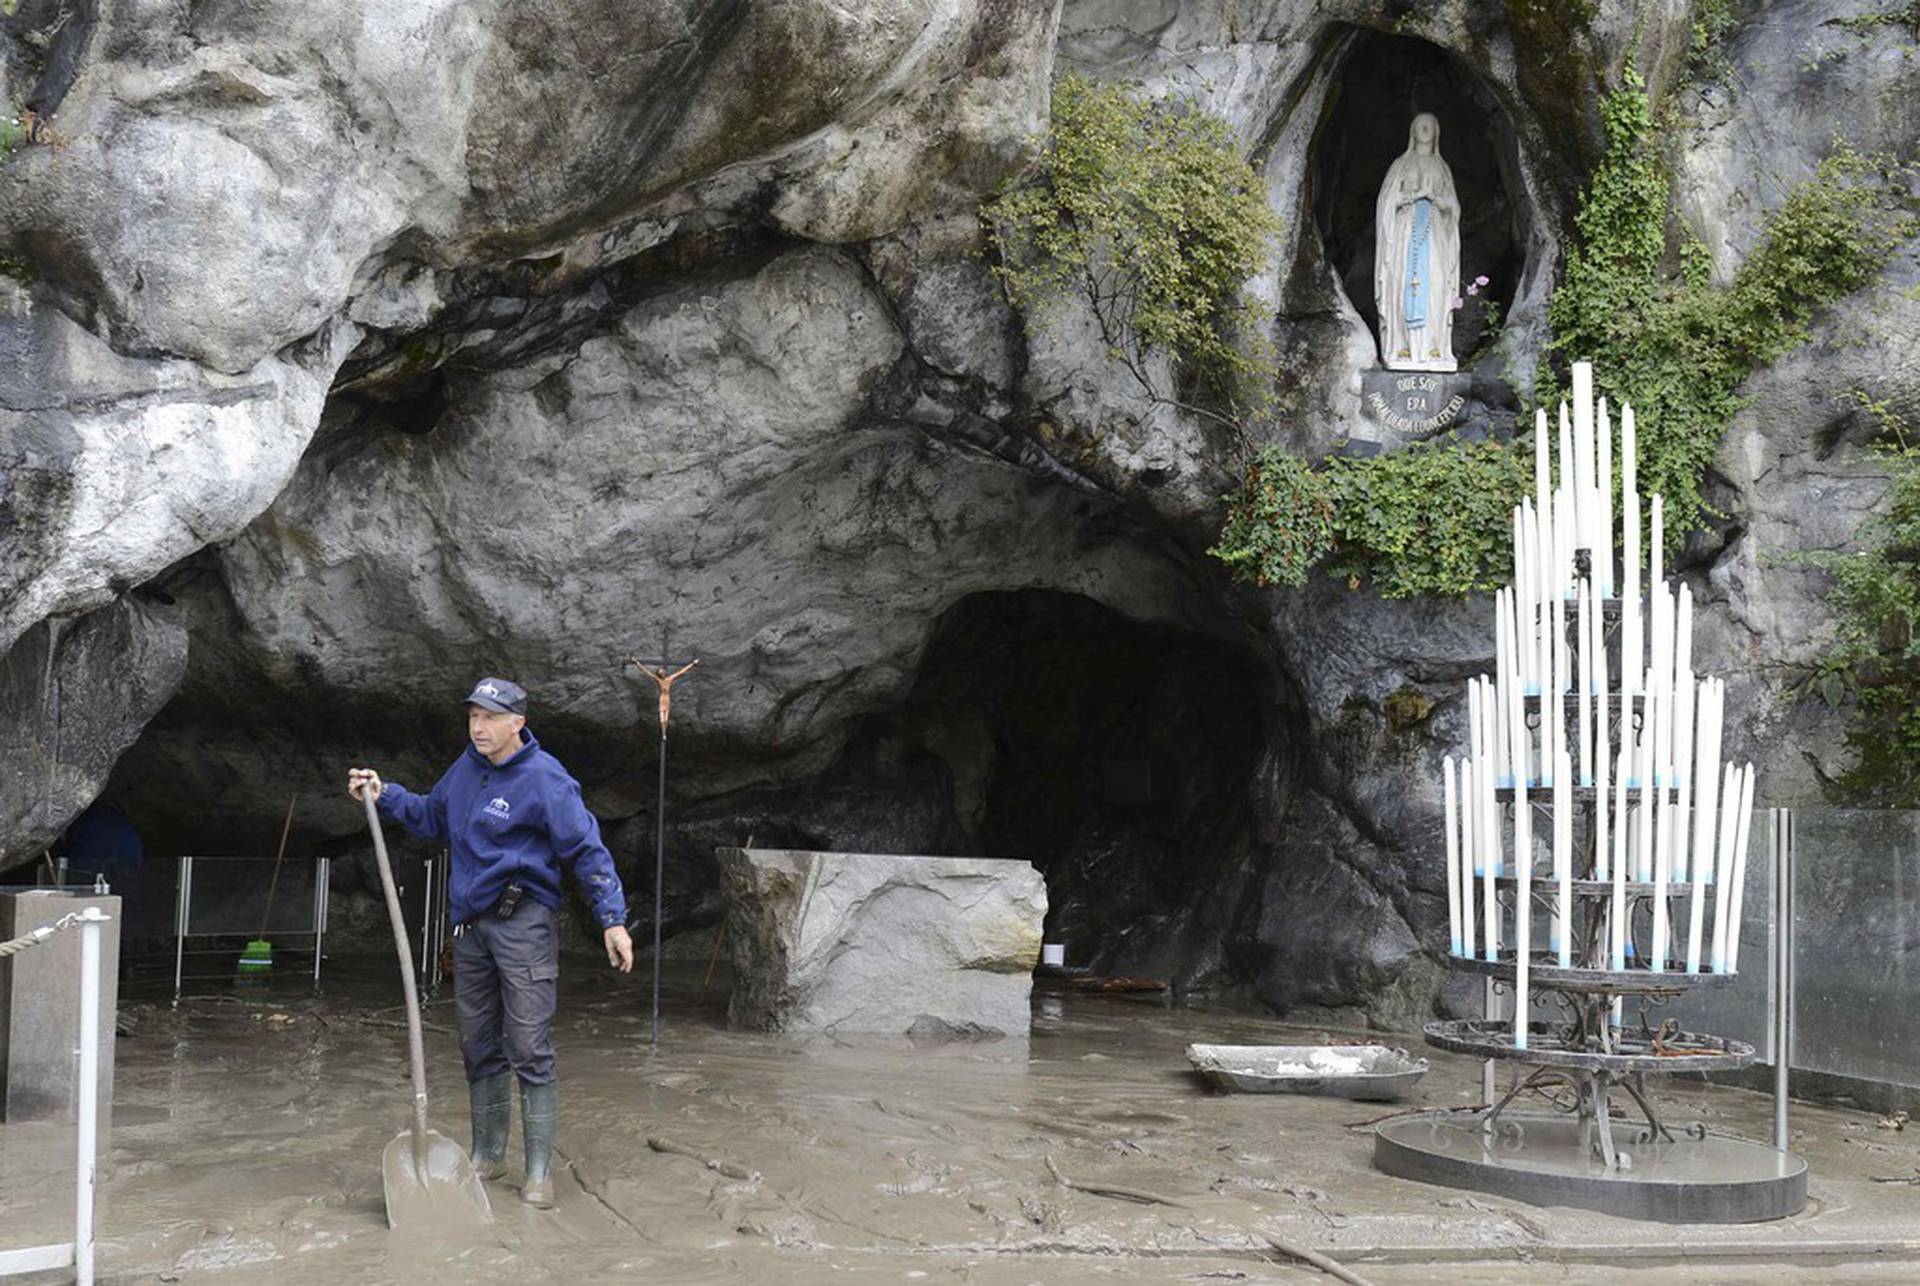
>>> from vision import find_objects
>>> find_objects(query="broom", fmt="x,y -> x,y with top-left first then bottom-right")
240,792 -> 297,973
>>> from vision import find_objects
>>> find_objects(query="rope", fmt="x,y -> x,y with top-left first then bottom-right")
0,910 -> 85,959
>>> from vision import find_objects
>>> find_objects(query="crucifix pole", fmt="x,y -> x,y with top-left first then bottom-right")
652,702 -> 666,1044
627,628 -> 698,1046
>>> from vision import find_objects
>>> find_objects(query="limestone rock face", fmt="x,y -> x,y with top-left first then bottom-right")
5,0 -> 1918,1034
0,304 -> 356,653
715,847 -> 1045,1037
97,244 -> 1212,878
0,595 -> 188,868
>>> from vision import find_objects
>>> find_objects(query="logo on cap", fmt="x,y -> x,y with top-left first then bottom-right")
478,683 -> 500,697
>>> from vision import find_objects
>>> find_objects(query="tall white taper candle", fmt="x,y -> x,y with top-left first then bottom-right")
1726,766 -> 1757,972
1555,747 -> 1573,966
1720,760 -> 1751,971
1611,746 -> 1629,970
1444,755 -> 1462,956
1558,403 -> 1575,591
1481,679 -> 1502,959
1578,578 -> 1594,787
1598,396 -> 1615,598
1685,677 -> 1722,972
1672,670 -> 1696,888
1512,762 -> 1532,1050
1622,407 -> 1641,694
1636,669 -> 1657,887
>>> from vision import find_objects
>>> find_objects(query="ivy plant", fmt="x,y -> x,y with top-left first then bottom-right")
984,71 -> 1284,434
1795,398 -> 1920,802
1542,72 -> 1913,549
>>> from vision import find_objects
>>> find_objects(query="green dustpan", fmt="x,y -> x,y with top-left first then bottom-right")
238,938 -> 274,972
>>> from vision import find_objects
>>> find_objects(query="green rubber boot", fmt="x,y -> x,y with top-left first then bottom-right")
519,1079 -> 557,1208
468,1072 -> 513,1181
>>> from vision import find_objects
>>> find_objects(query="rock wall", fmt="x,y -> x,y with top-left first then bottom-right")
3,0 -> 1917,1027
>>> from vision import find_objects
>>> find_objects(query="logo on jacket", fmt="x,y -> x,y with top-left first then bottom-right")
484,797 -> 512,820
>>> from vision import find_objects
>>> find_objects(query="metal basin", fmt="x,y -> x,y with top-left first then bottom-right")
1185,1043 -> 1429,1101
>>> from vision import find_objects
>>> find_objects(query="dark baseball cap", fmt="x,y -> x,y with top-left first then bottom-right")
463,677 -> 527,715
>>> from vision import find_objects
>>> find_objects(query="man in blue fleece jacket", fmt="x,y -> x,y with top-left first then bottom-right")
346,676 -> 633,1209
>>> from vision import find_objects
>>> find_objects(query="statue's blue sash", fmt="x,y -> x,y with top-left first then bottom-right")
1404,197 -> 1432,328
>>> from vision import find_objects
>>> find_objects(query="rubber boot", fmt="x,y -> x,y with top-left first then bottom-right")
468,1071 -> 513,1181
520,1078 -> 557,1208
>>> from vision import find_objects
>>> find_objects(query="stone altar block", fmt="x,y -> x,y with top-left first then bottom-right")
715,848 -> 1046,1038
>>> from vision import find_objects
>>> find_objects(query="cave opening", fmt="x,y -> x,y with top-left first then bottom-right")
892,589 -> 1270,971
1311,27 -> 1529,367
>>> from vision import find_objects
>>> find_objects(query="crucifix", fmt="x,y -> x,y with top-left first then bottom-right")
627,628 -> 699,1045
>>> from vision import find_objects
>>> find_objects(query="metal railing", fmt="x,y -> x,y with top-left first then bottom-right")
173,856 -> 330,997
0,906 -> 108,1286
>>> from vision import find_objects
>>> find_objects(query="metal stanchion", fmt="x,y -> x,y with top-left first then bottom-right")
1772,808 -> 1795,1152
173,856 -> 192,1000
313,856 -> 330,984
75,908 -> 103,1286
1482,978 -> 1497,1105
0,906 -> 109,1285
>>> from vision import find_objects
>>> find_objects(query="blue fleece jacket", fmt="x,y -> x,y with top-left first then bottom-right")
377,730 -> 628,929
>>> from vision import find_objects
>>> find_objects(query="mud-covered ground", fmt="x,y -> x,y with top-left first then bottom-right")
4,958 -> 1920,1284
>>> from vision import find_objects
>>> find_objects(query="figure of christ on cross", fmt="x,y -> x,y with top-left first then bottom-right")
627,657 -> 699,736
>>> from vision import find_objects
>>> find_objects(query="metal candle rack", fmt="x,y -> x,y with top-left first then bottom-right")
1375,362 -> 1804,1223
1428,586 -> 1752,1172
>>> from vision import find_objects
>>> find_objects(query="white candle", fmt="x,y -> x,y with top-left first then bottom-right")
1597,396 -> 1614,598
1710,761 -> 1740,971
1652,731 -> 1674,973
1636,672 -> 1657,887
1482,679 -> 1502,958
1672,670 -> 1696,886
1676,582 -> 1694,696
1493,591 -> 1511,787
1611,746 -> 1629,970
1651,587 -> 1673,785
1555,747 -> 1573,967
1596,633 -> 1612,871
1548,582 -> 1565,784
1534,408 -> 1552,537
1520,500 -> 1539,694
1511,505 -> 1527,692
1685,677 -> 1722,972
1573,361 -> 1596,553
1462,740 -> 1478,961
1512,763 -> 1532,1050
1726,765 -> 1757,972
1577,578 -> 1594,787
1628,437 -> 1643,694
1558,402 -> 1575,562
1444,756 -> 1462,956
1650,492 -> 1665,597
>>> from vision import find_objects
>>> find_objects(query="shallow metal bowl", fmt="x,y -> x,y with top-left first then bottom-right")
1184,1043 -> 1429,1101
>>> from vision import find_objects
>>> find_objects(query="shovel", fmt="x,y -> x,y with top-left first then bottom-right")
362,789 -> 492,1230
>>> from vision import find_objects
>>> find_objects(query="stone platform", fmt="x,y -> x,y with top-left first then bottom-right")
714,848 -> 1045,1038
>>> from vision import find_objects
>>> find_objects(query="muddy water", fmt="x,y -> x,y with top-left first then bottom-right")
5,959 -> 1919,1283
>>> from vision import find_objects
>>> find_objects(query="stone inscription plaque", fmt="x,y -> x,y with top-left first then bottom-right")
1361,370 -> 1474,437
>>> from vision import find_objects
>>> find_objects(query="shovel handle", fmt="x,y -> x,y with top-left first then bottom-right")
364,790 -> 432,1171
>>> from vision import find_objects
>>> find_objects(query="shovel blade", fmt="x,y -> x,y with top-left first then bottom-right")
382,1127 -> 493,1231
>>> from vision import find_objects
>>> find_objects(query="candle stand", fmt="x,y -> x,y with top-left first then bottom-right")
1375,605 -> 1807,1223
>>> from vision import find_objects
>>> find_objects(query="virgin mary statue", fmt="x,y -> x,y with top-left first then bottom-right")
1373,112 -> 1460,372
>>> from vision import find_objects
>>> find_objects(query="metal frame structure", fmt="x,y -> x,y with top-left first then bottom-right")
1377,532 -> 1806,1221
1771,808 -> 1795,1151
418,852 -> 450,994
173,855 -> 330,998
0,906 -> 108,1286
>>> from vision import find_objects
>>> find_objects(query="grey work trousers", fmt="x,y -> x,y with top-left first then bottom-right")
453,900 -> 560,1085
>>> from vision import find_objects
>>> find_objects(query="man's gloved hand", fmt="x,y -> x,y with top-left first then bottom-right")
346,768 -> 384,801
604,923 -> 634,973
